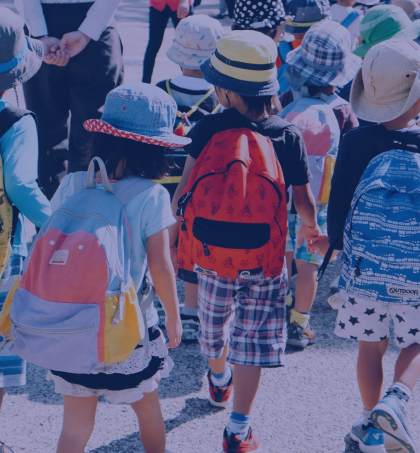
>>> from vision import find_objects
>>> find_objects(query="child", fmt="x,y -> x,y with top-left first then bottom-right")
171,30 -> 320,452
326,38 -> 420,453
142,0 -> 192,84
156,15 -> 224,341
331,0 -> 363,50
277,0 -> 331,93
277,21 -> 361,348
47,84 -> 184,453
0,9 -> 51,452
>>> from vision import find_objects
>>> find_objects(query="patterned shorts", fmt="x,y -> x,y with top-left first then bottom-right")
335,293 -> 420,348
197,268 -> 287,367
285,205 -> 328,266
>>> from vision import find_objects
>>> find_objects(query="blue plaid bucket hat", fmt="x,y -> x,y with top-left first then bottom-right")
285,21 -> 362,89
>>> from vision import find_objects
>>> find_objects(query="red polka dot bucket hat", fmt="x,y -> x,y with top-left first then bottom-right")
84,83 -> 192,148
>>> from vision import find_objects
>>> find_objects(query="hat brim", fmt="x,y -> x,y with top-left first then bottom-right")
84,119 -> 192,148
285,46 -> 362,88
350,66 -> 420,122
200,57 -> 280,97
0,37 -> 43,92
353,19 -> 420,58
167,45 -> 211,70
284,23 -> 313,34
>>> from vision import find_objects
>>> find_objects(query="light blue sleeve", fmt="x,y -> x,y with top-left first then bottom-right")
141,185 -> 176,242
0,115 -> 51,228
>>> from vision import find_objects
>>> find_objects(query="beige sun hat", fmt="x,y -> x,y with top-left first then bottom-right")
350,38 -> 420,123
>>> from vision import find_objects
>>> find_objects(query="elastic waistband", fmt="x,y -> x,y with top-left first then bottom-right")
41,2 -> 94,12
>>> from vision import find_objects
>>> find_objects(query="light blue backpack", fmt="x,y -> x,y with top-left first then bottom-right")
0,157 -> 155,374
339,150 -> 420,304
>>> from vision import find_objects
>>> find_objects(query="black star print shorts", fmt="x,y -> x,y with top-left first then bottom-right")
334,294 -> 420,347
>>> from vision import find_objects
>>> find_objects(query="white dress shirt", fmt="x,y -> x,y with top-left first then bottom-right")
15,0 -> 122,41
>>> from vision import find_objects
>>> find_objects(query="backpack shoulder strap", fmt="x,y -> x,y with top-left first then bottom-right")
0,106 -> 37,140
113,177 -> 157,206
340,10 -> 360,28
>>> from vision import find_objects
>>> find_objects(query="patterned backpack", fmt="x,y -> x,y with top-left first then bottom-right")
279,87 -> 345,205
0,157 -> 154,373
339,149 -> 420,304
177,128 -> 287,280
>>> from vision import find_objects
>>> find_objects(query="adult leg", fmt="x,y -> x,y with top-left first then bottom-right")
142,7 -> 171,84
67,25 -> 123,174
23,64 -> 69,200
57,395 -> 98,453
358,339 -> 389,410
130,389 -> 166,453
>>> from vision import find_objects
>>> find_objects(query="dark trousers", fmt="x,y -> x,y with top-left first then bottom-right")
142,6 -> 185,84
23,3 -> 124,200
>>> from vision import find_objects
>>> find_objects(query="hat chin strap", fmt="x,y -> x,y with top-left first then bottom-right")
0,39 -> 28,74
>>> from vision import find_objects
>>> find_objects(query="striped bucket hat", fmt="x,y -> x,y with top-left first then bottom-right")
200,30 -> 279,96
285,21 -> 362,89
354,4 -> 420,58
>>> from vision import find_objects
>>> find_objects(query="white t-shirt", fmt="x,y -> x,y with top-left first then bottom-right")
331,4 -> 363,51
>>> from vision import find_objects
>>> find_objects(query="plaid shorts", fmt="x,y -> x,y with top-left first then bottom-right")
197,268 -> 287,367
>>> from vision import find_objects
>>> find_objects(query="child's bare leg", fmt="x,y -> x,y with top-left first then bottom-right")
285,252 -> 294,292
208,344 -> 229,374
0,388 -> 4,411
357,339 -> 389,410
130,389 -> 166,453
394,343 -> 420,391
57,395 -> 98,453
293,259 -> 318,314
232,365 -> 261,415
184,282 -> 198,310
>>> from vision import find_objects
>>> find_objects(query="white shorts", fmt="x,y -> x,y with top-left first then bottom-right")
334,293 -> 420,348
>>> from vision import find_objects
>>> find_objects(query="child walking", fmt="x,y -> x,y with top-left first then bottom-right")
326,39 -> 420,453
0,9 -> 51,452
47,84 -> 184,453
171,30 -> 320,452
278,21 -> 361,348
156,15 -> 224,341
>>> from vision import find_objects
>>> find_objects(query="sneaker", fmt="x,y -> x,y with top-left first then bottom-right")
222,427 -> 261,453
181,313 -> 200,341
208,370 -> 233,408
287,322 -> 315,348
371,393 -> 417,453
0,442 -> 13,453
350,417 -> 386,453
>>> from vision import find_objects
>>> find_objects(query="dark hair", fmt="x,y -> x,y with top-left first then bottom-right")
231,23 -> 277,40
87,133 -> 174,180
240,94 -> 281,117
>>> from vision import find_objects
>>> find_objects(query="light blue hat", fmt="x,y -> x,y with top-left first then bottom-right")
84,83 -> 191,148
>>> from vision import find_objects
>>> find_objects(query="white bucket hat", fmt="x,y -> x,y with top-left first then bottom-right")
350,38 -> 420,123
166,15 -> 224,70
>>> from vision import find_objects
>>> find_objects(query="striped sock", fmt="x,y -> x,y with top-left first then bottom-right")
227,412 -> 250,440
210,364 -> 232,387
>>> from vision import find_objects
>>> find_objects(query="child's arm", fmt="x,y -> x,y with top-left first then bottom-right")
147,228 -> 182,349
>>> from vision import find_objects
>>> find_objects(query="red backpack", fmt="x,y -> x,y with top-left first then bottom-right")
177,128 -> 287,280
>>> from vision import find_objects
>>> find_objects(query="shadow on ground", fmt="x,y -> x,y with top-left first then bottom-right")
88,397 -> 223,452
344,434 -> 362,453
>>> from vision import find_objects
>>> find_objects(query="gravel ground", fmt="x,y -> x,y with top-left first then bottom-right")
1,254 -> 419,452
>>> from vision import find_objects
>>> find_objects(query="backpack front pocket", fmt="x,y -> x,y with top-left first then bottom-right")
10,288 -> 100,374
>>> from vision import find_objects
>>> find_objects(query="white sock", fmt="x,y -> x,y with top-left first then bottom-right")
388,382 -> 412,409
362,408 -> 372,426
227,412 -> 250,440
211,364 -> 232,387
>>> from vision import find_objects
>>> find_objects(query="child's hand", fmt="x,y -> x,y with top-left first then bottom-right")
309,234 -> 329,257
165,315 -> 182,348
297,222 -> 322,254
177,0 -> 189,18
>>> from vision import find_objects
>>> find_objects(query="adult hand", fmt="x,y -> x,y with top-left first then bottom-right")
39,36 -> 69,66
165,315 -> 182,348
59,31 -> 91,59
177,0 -> 189,18
297,223 -> 322,254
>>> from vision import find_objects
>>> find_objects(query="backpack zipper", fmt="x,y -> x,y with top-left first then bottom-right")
10,316 -> 95,334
